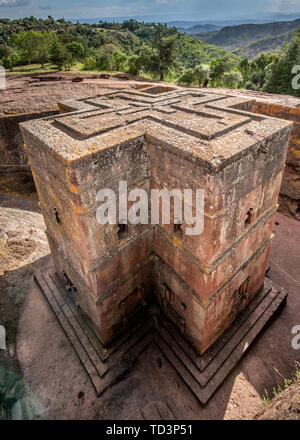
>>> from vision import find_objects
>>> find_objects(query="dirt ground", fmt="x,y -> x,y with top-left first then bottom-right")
0,75 -> 299,419
0,73 -> 151,115
1,72 -> 299,116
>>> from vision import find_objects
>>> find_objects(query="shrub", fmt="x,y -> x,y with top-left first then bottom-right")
223,70 -> 243,89
83,56 -> 97,70
126,54 -> 143,75
177,68 -> 195,85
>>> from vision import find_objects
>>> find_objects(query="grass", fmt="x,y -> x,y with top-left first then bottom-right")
6,62 -> 90,76
262,361 -> 300,406
6,62 -> 178,84
7,63 -> 58,75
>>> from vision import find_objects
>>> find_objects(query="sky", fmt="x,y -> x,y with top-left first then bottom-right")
0,0 -> 300,21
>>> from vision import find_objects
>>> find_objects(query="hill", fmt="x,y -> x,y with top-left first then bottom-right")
234,31 -> 294,59
179,24 -> 221,34
194,18 -> 300,57
173,34 -> 238,68
0,17 -> 238,70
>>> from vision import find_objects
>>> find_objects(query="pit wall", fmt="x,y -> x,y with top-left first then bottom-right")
0,109 -> 59,187
251,102 -> 300,220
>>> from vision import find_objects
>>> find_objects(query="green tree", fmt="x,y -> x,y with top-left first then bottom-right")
96,52 -> 112,71
210,57 -> 235,87
58,34 -> 88,59
177,65 -> 209,87
9,30 -> 54,67
155,26 -> 177,81
3,50 -> 21,71
251,52 -> 274,72
64,41 -> 85,69
264,28 -> 300,96
238,58 -> 252,83
193,65 -> 209,87
141,25 -> 177,81
223,70 -> 243,89
0,43 -> 10,60
111,51 -> 127,71
83,56 -> 97,70
49,37 -> 65,70
177,68 -> 195,85
10,30 -> 38,64
250,71 -> 265,88
36,32 -> 54,68
126,54 -> 143,75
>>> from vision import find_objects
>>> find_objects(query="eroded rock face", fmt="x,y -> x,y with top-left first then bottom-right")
0,110 -> 59,168
255,379 -> 300,420
252,101 -> 300,221
0,74 -> 135,191
20,87 -> 292,354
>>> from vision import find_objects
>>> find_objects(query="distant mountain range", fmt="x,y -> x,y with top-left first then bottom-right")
69,14 -> 300,59
177,24 -> 222,34
192,18 -> 300,58
70,12 -> 300,27
234,31 -> 296,59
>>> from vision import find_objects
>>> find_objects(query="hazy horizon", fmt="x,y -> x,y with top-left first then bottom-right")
0,0 -> 300,23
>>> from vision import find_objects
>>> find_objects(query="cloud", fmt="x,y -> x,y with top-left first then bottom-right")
0,0 -> 31,7
272,0 -> 300,11
38,4 -> 52,10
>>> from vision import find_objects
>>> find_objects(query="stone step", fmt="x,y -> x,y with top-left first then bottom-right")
140,401 -> 162,420
35,272 -> 154,396
155,280 -> 281,388
96,330 -> 154,396
52,272 -> 149,365
45,272 -> 108,378
155,280 -> 272,374
155,400 -> 176,420
34,273 -> 103,394
126,399 -> 177,420
51,272 -> 154,371
194,280 -> 274,371
35,270 -> 287,405
199,287 -> 287,405
154,280 -> 287,405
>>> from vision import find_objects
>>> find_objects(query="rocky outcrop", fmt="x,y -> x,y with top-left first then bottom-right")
252,101 -> 300,220
255,379 -> 300,420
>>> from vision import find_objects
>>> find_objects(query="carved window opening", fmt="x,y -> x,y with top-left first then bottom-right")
117,221 -> 129,240
164,283 -> 175,303
163,283 -> 186,333
174,220 -> 183,240
233,277 -> 250,311
119,284 -> 145,321
54,208 -> 61,224
63,271 -> 74,291
63,272 -> 80,309
238,277 -> 249,295
245,208 -> 254,227
164,284 -> 187,312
